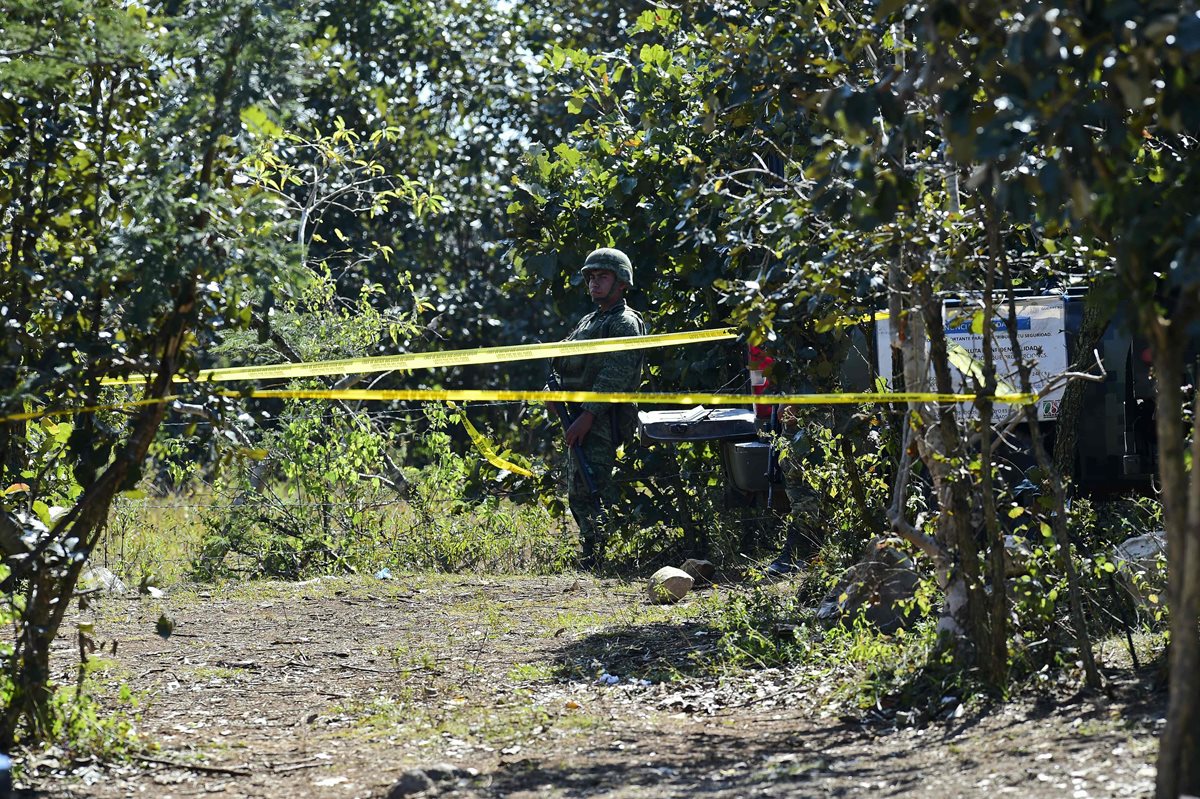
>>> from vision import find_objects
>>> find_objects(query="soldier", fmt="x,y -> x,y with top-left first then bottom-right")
548,248 -> 647,569
765,405 -> 829,575
761,301 -> 852,576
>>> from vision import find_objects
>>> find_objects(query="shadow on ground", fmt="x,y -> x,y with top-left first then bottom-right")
551,620 -> 723,682
475,721 -> 923,798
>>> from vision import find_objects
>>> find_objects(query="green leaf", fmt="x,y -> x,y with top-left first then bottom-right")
639,43 -> 667,70
240,104 -> 283,139
633,9 -> 658,33
53,422 -> 74,444
553,143 -> 583,167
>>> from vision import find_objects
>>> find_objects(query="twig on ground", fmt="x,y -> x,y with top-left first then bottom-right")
271,760 -> 326,773
132,754 -> 251,776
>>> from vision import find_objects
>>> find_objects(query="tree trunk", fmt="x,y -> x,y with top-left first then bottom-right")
980,199 -> 1008,687
1153,343 -> 1200,799
890,268 -> 975,653
0,363 -> 177,746
4,314 -> 197,734
999,250 -> 1102,691
1052,292 -> 1111,483
918,282 -> 992,666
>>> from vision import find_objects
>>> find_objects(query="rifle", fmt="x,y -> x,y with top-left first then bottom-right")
546,372 -> 604,510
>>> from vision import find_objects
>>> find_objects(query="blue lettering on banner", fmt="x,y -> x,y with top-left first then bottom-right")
945,316 -> 1031,334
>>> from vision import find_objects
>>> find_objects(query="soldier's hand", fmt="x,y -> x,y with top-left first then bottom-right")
565,410 -> 595,446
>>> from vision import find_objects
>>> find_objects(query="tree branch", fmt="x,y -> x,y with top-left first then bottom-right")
887,414 -> 942,560
0,512 -> 30,558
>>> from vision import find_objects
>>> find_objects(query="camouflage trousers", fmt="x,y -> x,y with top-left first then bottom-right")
782,476 -> 824,558
567,422 -> 619,562
779,434 -> 825,559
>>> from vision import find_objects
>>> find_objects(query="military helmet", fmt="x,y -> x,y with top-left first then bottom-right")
581,248 -> 634,288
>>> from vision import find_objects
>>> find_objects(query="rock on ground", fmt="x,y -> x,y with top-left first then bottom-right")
386,769 -> 434,797
816,537 -> 919,633
648,566 -> 694,604
680,558 -> 715,585
79,566 -> 127,595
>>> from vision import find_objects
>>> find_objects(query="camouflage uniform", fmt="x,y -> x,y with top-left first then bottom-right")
551,299 -> 646,562
776,401 -> 829,564
766,308 -> 852,573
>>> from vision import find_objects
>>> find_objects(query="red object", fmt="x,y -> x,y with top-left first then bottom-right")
748,345 -> 775,418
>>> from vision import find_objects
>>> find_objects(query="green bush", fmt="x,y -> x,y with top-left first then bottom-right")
188,400 -> 575,579
706,579 -> 940,711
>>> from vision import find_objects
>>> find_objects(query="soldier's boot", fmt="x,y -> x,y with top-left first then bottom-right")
766,523 -> 820,576
580,536 -> 597,571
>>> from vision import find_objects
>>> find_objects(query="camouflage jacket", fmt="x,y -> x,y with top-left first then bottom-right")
551,299 -> 647,417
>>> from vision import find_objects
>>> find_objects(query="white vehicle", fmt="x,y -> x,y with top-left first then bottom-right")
639,293 -> 1157,497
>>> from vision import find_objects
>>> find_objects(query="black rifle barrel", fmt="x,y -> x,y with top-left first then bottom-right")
546,374 -> 603,507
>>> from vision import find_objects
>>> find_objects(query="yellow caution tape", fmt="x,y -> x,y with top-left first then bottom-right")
104,327 -> 739,385
243,388 -> 1036,405
833,310 -> 891,327
0,386 -> 1036,426
448,401 -> 534,478
0,396 -> 182,423
9,320 -> 1039,481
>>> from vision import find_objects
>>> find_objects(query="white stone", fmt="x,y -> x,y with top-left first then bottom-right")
1113,530 -> 1167,608
648,567 -> 693,604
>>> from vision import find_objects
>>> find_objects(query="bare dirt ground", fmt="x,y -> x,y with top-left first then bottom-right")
19,574 -> 1161,799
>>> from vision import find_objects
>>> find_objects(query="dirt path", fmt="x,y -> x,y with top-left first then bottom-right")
22,574 -> 1160,798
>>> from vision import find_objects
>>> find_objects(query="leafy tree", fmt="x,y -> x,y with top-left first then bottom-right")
293,0 -> 655,364
507,0 -> 1016,679
906,0 -> 1200,791
510,0 -> 1176,696
0,0 -> 312,746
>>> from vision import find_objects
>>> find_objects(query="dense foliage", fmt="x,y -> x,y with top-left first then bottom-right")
2,0 -> 1198,793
